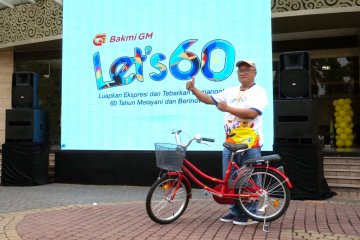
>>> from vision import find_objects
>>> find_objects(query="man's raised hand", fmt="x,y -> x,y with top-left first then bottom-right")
186,77 -> 195,91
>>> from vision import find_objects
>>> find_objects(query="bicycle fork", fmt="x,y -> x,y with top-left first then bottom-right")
163,173 -> 189,202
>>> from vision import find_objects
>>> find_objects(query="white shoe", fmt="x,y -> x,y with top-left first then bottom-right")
233,218 -> 259,225
219,213 -> 236,223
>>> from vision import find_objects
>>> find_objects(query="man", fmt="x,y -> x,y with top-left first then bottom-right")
185,60 -> 268,225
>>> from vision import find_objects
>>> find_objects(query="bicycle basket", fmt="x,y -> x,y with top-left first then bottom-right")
154,143 -> 186,171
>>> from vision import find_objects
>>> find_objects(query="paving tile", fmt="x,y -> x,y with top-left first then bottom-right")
0,184 -> 360,239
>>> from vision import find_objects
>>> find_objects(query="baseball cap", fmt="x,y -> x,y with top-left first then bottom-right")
236,60 -> 256,68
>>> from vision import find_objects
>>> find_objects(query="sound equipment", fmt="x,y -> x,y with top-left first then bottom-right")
279,51 -> 311,99
1,142 -> 49,186
273,143 -> 334,200
12,72 -> 39,108
5,109 -> 46,143
274,99 -> 318,144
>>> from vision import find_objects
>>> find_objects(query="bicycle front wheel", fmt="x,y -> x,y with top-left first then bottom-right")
146,174 -> 190,224
238,168 -> 290,222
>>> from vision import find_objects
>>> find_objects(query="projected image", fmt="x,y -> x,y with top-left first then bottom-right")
61,1 -> 274,151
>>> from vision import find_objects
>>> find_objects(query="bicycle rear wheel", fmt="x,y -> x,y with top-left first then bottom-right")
146,174 -> 190,224
238,168 -> 290,222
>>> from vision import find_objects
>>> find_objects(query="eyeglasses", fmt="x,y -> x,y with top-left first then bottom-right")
237,69 -> 256,74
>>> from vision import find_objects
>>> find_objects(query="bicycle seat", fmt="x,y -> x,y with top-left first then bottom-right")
223,142 -> 248,152
243,154 -> 282,165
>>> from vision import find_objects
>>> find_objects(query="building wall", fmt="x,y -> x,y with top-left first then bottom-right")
0,52 -> 13,145
0,0 -> 62,48
0,0 -> 62,148
272,0 -> 360,11
1,0 -> 360,49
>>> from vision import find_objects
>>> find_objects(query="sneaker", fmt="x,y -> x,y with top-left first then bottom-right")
220,213 -> 236,223
233,217 -> 259,225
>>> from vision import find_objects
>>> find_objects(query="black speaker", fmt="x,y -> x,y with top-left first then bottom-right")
273,143 -> 334,200
5,109 -> 46,143
279,51 -> 311,99
12,72 -> 39,108
1,142 -> 49,186
274,99 -> 318,144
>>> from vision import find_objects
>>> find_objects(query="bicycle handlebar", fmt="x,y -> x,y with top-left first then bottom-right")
172,129 -> 215,148
202,137 -> 215,143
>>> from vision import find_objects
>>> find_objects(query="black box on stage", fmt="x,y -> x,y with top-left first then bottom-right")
274,99 -> 318,144
1,142 -> 49,186
273,143 -> 334,200
5,109 -> 46,143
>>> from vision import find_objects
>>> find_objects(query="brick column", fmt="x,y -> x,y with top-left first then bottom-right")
0,51 -> 14,146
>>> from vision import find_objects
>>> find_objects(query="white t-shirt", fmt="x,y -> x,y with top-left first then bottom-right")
211,83 -> 268,148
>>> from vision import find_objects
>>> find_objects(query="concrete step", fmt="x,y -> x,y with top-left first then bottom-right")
325,175 -> 360,185
324,163 -> 360,170
327,182 -> 360,199
329,184 -> 360,199
324,157 -> 360,164
329,183 -> 360,188
324,157 -> 360,194
324,168 -> 360,177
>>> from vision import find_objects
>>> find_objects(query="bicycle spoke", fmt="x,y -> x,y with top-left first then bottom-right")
264,178 -> 281,192
237,168 -> 290,222
146,175 -> 190,223
153,199 -> 169,215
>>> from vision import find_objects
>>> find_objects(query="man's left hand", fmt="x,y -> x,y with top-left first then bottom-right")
216,101 -> 228,112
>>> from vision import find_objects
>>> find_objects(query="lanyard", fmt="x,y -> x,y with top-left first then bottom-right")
236,83 -> 255,102
236,88 -> 248,102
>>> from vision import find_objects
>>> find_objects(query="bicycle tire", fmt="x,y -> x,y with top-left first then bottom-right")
146,174 -> 190,224
237,168 -> 290,222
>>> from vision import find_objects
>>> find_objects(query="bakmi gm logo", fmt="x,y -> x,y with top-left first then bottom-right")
93,34 -> 106,46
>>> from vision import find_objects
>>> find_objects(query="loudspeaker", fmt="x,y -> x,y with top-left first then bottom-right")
274,99 -> 318,144
12,72 -> 39,108
279,51 -> 311,99
273,143 -> 334,200
5,109 -> 46,143
1,142 -> 49,186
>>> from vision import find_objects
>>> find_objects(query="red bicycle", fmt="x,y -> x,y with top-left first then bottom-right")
146,130 -> 292,230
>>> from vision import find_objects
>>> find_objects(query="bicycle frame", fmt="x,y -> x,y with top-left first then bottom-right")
167,157 -> 292,203
147,131 -> 293,229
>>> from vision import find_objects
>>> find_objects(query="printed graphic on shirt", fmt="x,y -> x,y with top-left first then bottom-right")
225,123 -> 260,148
212,84 -> 268,149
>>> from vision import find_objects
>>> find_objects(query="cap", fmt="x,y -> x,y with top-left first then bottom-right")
236,60 -> 256,68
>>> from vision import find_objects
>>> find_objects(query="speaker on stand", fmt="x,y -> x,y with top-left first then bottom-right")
274,52 -> 334,199
279,51 -> 311,99
5,109 -> 46,143
1,72 -> 50,186
274,99 -> 318,145
12,72 -> 39,109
